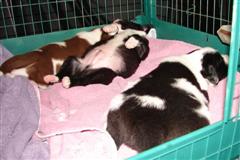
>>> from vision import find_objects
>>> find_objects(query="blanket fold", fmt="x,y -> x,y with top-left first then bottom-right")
0,44 -> 49,160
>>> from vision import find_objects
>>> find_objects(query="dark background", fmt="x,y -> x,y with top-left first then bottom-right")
157,0 -> 232,35
0,0 -> 232,39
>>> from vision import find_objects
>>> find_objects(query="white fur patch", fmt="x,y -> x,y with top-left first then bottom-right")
162,48 -> 211,91
171,78 -> 210,121
109,94 -> 126,111
77,28 -> 102,45
10,68 -> 29,78
0,71 -> 3,76
146,28 -> 157,38
51,58 -> 64,75
35,49 -> 43,52
134,95 -> 166,110
171,78 -> 208,104
54,42 -> 67,47
83,29 -> 146,72
195,105 -> 210,122
38,84 -> 48,89
109,93 -> 166,111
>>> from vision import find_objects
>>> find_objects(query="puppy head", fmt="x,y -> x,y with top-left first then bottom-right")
200,48 -> 228,85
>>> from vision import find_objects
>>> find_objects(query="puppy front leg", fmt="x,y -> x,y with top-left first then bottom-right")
56,56 -> 81,80
63,68 -> 117,88
125,36 -> 140,49
102,23 -> 119,35
44,56 -> 81,84
125,35 -> 149,60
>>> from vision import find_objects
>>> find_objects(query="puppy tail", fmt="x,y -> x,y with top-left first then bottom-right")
0,51 -> 41,73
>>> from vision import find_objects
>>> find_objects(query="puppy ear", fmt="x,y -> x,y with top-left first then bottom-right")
201,53 -> 228,85
201,65 -> 219,85
143,25 -> 157,38
146,28 -> 157,38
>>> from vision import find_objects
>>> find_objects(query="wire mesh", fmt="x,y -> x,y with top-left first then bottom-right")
0,0 -> 144,39
156,0 -> 233,35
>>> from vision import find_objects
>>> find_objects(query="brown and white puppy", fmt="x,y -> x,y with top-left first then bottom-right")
107,47 -> 228,152
0,19 -> 139,88
45,22 -> 155,88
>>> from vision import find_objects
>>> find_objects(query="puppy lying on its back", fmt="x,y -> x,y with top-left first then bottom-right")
107,47 -> 228,152
0,23 -> 118,88
46,22 -> 155,88
1,19 -> 150,88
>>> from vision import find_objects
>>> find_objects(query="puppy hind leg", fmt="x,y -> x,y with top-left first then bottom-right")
56,56 -> 81,80
102,23 -> 119,35
44,75 -> 59,84
107,111 -> 122,149
131,35 -> 149,60
67,68 -> 117,88
62,76 -> 71,88
125,36 -> 139,49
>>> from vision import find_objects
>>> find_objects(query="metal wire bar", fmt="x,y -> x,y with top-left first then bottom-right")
64,1 -> 70,30
206,0 -> 209,33
47,2 -> 52,32
224,0 -> 240,122
213,0 -> 216,34
193,0 -> 195,30
156,0 -> 233,35
80,0 -> 85,27
88,0 -> 93,26
55,0 -> 61,30
175,0 -> 178,24
96,0 -> 100,25
112,0 -> 115,21
127,0 -> 130,20
220,0 -> 223,27
1,1 -> 7,38
119,0 -> 122,19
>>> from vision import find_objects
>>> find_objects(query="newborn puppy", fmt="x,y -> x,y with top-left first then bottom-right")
0,20 -> 124,88
107,47 -> 228,152
46,21 -> 155,88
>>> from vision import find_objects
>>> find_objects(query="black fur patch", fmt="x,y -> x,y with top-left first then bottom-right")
125,62 -> 209,100
116,20 -> 145,31
116,20 -> 154,35
201,53 -> 228,85
56,33 -> 149,87
107,50 -> 228,152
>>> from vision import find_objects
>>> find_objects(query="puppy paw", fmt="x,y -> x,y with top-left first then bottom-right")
0,71 -> 3,76
44,75 -> 59,84
62,76 -> 71,88
125,37 -> 139,49
103,24 -> 119,34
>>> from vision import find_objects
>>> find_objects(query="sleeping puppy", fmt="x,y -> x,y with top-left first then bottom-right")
45,23 -> 155,88
0,19 -> 155,88
0,24 -> 118,88
107,47 -> 228,152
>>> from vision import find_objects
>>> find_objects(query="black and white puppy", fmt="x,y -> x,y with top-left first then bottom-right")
107,47 -> 228,152
47,21 -> 155,88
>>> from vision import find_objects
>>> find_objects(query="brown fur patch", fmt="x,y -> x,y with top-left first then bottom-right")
0,27 -> 113,87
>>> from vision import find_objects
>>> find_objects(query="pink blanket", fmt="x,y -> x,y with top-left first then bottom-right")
37,38 -> 240,159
